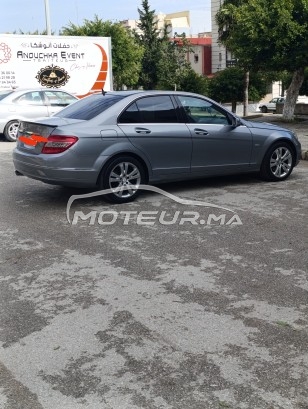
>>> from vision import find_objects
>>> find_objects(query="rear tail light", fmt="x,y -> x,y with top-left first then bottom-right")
41,135 -> 78,154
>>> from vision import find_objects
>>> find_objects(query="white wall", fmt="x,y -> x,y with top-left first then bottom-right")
188,45 -> 203,75
211,0 -> 225,73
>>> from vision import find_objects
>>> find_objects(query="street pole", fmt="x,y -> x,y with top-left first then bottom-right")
44,0 -> 52,35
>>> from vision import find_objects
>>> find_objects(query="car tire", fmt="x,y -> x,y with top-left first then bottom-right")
100,156 -> 146,203
260,106 -> 268,113
4,120 -> 19,142
260,142 -> 294,181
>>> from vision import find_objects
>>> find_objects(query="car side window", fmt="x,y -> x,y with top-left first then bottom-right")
118,102 -> 140,123
44,91 -> 76,107
119,96 -> 178,124
16,92 -> 44,105
178,96 -> 231,125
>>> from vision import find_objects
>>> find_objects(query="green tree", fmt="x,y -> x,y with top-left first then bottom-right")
135,0 -> 162,89
209,67 -> 243,112
208,67 -> 267,113
216,0 -> 308,120
61,16 -> 143,90
177,69 -> 209,95
136,2 -> 205,92
216,0 -> 251,115
282,68 -> 308,97
156,32 -> 195,91
14,30 -> 55,35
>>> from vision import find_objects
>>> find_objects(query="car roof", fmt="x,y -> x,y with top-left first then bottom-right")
0,87 -> 77,95
102,90 -> 205,96
87,90 -> 219,108
93,90 -> 214,100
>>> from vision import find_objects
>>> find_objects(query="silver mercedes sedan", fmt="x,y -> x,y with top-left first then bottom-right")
13,90 -> 301,203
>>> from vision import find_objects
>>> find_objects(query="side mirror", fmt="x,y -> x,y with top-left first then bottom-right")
231,116 -> 242,127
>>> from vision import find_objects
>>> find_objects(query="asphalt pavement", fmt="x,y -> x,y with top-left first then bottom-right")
0,140 -> 307,409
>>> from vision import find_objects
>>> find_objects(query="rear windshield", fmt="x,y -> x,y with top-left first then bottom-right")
55,93 -> 126,120
0,90 -> 14,101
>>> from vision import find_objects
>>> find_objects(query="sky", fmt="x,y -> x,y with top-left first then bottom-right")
0,0 -> 211,35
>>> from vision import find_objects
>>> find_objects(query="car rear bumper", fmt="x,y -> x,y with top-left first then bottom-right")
13,150 -> 100,188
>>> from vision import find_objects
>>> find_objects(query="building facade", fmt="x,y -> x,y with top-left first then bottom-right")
187,37 -> 212,76
211,0 -> 235,73
120,11 -> 190,38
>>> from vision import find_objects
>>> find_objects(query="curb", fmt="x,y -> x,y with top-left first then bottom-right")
301,150 -> 308,161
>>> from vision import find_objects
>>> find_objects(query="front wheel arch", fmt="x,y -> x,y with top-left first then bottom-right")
260,141 -> 295,181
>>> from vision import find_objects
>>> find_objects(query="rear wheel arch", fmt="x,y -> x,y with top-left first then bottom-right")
96,153 -> 149,203
260,105 -> 268,113
97,152 -> 149,186
4,119 -> 20,142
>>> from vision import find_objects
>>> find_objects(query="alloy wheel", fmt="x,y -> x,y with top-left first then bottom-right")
269,146 -> 293,178
108,161 -> 141,199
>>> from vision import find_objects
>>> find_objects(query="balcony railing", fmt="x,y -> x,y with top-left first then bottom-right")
226,59 -> 237,67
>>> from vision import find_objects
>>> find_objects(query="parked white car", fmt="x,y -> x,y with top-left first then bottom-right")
258,97 -> 285,113
0,88 -> 78,141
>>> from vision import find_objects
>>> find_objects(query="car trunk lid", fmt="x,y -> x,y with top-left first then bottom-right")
17,119 -> 80,155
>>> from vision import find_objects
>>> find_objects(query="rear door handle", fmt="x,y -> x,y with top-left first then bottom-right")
194,128 -> 209,135
135,127 -> 151,134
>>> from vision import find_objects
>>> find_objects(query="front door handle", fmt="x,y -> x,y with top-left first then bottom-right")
194,128 -> 209,135
135,127 -> 151,134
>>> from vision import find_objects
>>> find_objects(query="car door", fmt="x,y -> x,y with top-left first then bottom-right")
14,91 -> 49,119
118,95 -> 192,178
176,95 -> 253,175
267,98 -> 279,111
